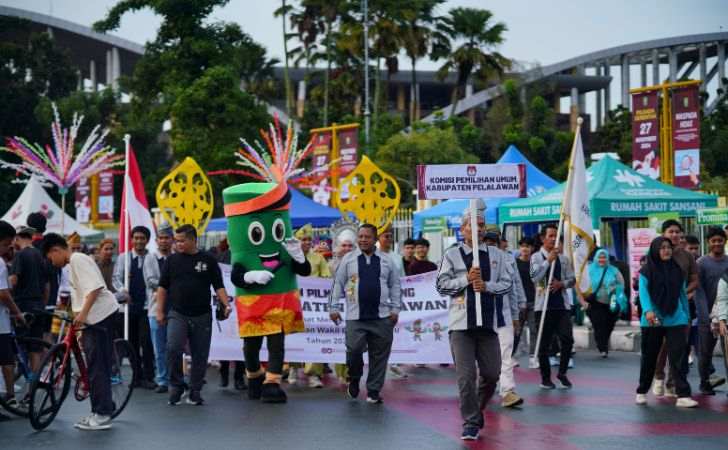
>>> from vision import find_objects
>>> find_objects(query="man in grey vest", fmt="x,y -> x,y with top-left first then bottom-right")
436,207 -> 514,441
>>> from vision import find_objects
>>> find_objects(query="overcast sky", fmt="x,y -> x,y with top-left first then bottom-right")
3,0 -> 727,69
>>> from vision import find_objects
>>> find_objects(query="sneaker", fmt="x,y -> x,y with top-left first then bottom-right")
709,376 -> 726,389
528,356 -> 539,369
186,390 -> 204,405
461,426 -> 480,440
664,386 -> 677,398
652,379 -> 665,396
366,392 -> 383,404
549,357 -> 558,367
308,375 -> 324,389
568,358 -> 574,369
346,380 -> 360,399
388,365 -> 408,379
234,378 -> 247,391
675,397 -> 698,408
700,383 -> 716,396
287,367 -> 298,385
168,388 -> 183,406
74,414 -> 112,431
557,374 -> 573,389
600,352 -> 608,359
501,391 -> 524,408
635,394 -> 647,405
540,380 -> 556,390
155,385 -> 169,394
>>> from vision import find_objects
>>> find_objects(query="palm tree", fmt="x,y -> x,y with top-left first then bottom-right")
437,7 -> 510,117
274,1 -> 294,118
398,0 -> 448,123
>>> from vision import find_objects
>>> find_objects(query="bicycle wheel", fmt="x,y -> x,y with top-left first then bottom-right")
0,337 -> 52,417
28,343 -> 71,430
110,338 -> 137,419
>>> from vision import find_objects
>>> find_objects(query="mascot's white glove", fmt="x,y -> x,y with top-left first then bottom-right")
283,238 -> 306,264
243,270 -> 275,285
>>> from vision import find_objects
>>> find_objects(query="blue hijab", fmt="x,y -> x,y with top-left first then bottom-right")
588,249 -> 620,293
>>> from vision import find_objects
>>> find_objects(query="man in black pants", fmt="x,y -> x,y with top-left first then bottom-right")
530,224 -> 576,389
156,225 -> 232,406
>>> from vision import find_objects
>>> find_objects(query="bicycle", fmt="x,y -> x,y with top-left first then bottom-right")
27,312 -> 138,430
0,313 -> 52,417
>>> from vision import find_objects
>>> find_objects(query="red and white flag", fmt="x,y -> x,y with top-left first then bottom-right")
119,143 -> 156,254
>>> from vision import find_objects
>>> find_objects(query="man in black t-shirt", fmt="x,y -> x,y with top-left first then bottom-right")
9,226 -> 48,370
156,225 -> 232,406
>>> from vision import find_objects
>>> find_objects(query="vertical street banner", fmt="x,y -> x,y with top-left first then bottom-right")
74,177 -> 91,223
97,171 -> 115,222
631,91 -> 660,179
311,131 -> 331,176
337,129 -> 358,176
627,228 -> 657,323
672,85 -> 701,189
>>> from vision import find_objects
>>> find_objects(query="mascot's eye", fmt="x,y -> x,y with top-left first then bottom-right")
272,218 -> 286,242
248,222 -> 265,245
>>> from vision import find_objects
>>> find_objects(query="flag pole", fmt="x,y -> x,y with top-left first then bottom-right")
123,134 -> 131,341
533,117 -> 583,367
469,199 -> 484,326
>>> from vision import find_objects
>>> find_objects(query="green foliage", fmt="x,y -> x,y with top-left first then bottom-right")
591,105 -> 632,162
375,122 -> 478,206
701,89 -> 728,195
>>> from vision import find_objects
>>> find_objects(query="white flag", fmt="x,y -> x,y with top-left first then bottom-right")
563,124 -> 595,296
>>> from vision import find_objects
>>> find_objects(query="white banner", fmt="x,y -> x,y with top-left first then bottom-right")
416,163 -> 526,200
209,267 -> 453,364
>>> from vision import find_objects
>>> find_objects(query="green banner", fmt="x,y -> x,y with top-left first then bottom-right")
697,207 -> 728,225
648,212 -> 679,232
422,216 -> 447,232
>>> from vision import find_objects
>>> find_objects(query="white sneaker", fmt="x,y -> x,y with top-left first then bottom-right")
635,394 -> 647,405
528,356 -> 539,369
308,375 -> 323,388
675,397 -> 698,408
287,368 -> 298,385
74,413 -> 112,431
652,379 -> 665,396
664,386 -> 677,398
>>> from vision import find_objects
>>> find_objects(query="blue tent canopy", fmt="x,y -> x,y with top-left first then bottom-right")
206,187 -> 342,232
412,145 -> 558,235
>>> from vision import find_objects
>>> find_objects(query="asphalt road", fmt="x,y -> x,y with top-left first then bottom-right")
2,351 -> 728,450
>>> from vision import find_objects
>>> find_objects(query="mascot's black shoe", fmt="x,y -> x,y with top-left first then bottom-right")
248,376 -> 264,400
261,383 -> 288,403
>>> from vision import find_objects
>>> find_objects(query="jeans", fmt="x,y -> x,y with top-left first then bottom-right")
449,329 -> 501,429
148,317 -> 168,387
81,314 -> 115,416
535,309 -> 574,381
167,310 -> 212,392
637,325 -> 692,397
346,318 -> 394,395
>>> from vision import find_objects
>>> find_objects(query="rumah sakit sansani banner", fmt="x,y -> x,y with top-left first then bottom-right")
209,266 -> 453,364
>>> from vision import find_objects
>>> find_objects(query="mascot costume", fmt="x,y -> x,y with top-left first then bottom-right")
224,119 -> 312,403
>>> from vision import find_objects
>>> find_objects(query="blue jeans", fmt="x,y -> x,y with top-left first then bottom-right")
148,317 -> 168,386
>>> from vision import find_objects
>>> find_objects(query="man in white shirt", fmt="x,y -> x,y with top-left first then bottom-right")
43,233 -> 119,431
0,221 -> 24,415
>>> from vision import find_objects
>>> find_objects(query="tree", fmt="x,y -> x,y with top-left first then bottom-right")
170,66 -> 271,213
591,106 -> 632,162
701,88 -> 728,195
375,122 -> 478,205
437,7 -> 510,116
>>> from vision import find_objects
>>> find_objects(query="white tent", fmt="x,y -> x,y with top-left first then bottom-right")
1,177 -> 103,238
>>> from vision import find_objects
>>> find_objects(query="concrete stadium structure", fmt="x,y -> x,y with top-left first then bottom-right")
2,5 -> 727,130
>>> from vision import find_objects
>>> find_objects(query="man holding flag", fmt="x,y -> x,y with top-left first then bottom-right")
531,117 -> 595,390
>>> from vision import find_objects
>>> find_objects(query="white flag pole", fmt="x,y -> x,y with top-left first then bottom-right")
533,118 -> 583,367
123,134 -> 131,341
469,199 -> 484,327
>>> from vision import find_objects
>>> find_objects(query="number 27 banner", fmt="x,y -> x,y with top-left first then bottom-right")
631,91 -> 660,179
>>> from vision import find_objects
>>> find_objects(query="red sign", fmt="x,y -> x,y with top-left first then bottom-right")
631,91 -> 660,179
311,132 -> 331,176
75,177 -> 91,223
337,129 -> 358,176
98,171 -> 115,221
672,85 -> 701,189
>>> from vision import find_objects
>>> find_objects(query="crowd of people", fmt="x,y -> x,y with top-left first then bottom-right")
1,209 -> 728,441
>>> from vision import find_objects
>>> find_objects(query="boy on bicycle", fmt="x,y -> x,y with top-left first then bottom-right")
43,233 -> 119,431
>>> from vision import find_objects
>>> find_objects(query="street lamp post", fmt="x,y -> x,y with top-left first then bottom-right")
362,0 -> 370,154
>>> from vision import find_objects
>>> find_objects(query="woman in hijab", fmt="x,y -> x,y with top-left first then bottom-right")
635,237 -> 697,408
583,249 -> 627,358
